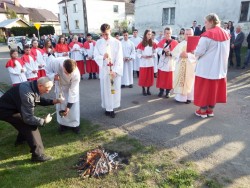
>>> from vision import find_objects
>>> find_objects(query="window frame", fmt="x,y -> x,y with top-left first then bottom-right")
239,1 -> 250,22
75,20 -> 80,29
162,7 -> 175,25
113,5 -> 119,13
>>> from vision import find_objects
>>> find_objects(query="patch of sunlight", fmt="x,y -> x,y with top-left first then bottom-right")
147,98 -> 163,103
197,141 -> 245,170
122,110 -> 173,131
227,84 -> 250,93
168,119 -> 185,125
180,119 -> 210,136
116,104 -> 141,113
231,176 -> 250,187
244,95 -> 250,99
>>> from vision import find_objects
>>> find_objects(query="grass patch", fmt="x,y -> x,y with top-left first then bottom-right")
0,105 -> 222,187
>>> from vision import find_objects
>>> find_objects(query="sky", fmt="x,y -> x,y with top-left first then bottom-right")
18,0 -> 61,14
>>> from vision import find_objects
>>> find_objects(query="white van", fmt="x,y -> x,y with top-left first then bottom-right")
7,36 -> 32,53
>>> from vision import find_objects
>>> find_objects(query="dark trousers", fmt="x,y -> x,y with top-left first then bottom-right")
234,47 -> 242,67
0,113 -> 44,156
229,48 -> 234,66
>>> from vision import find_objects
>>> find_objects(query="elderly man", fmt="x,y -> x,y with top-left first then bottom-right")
229,25 -> 245,68
172,28 -> 197,103
0,77 -> 61,162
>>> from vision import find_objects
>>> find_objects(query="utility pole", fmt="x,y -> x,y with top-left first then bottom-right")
64,0 -> 71,34
82,0 -> 88,35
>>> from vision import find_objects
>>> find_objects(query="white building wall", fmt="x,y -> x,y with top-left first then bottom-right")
0,13 -> 7,22
135,0 -> 248,36
59,0 -> 85,34
59,0 -> 126,34
86,0 -> 126,33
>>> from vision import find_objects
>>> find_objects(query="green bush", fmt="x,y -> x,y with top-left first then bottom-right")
10,26 -> 55,37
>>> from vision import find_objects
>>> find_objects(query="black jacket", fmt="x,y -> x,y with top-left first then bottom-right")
247,32 -> 250,49
231,31 -> 245,48
0,81 -> 53,126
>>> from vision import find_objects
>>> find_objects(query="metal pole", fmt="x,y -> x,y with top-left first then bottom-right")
82,0 -> 88,35
65,0 -> 71,34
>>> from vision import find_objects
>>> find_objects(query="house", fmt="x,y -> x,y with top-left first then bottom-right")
58,0 -> 134,34
0,0 -> 29,23
0,17 -> 29,37
26,8 -> 61,35
134,0 -> 250,35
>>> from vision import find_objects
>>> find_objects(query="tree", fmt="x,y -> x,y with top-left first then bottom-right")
6,8 -> 18,19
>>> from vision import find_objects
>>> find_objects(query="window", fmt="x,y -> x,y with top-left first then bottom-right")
162,7 -> 175,25
62,6 -> 67,14
64,21 -> 67,29
113,5 -> 118,13
239,1 -> 250,22
75,20 -> 79,29
73,4 -> 78,13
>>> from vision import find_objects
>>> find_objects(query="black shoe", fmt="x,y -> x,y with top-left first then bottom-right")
73,126 -> 80,134
147,90 -> 151,95
93,74 -> 97,79
165,93 -> 170,98
105,111 -> 110,116
158,90 -> 164,97
110,111 -> 115,118
31,154 -> 52,162
154,73 -> 157,78
81,76 -> 83,80
185,100 -> 191,104
58,125 -> 68,133
121,85 -> 125,88
142,87 -> 147,96
128,84 -> 133,88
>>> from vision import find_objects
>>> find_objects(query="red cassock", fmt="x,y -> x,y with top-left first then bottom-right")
194,27 -> 230,107
30,48 -> 46,78
156,39 -> 178,89
156,70 -> 173,89
55,43 -> 70,53
83,41 -> 99,73
137,42 -> 157,87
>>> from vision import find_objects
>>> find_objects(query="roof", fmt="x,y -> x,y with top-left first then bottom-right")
26,8 -> 58,22
125,3 -> 134,14
0,1 -> 29,14
0,18 -> 29,28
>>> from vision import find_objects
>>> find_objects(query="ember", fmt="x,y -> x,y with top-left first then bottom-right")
76,148 -> 126,178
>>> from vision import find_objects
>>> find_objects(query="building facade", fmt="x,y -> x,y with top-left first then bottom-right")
58,0 -> 134,34
134,0 -> 250,35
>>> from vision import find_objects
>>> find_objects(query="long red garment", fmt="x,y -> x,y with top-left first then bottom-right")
76,60 -> 85,75
156,70 -> 173,89
194,76 -> 226,107
86,60 -> 98,73
138,67 -> 154,87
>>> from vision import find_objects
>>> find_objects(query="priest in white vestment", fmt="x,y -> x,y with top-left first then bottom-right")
172,28 -> 197,103
94,23 -> 123,118
46,56 -> 81,133
121,30 -> 135,88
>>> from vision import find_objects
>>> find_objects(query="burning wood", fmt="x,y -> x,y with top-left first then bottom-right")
76,148 -> 125,178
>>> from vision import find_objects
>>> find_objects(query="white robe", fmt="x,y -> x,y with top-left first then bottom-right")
157,45 -> 175,72
7,60 -> 27,84
130,36 -> 142,71
83,43 -> 95,60
70,43 -> 84,61
195,37 -> 230,79
153,39 -> 159,73
35,49 -> 46,70
172,41 -> 196,102
94,37 -> 123,111
24,56 -> 38,79
137,46 -> 157,68
46,57 -> 81,127
121,39 -> 135,85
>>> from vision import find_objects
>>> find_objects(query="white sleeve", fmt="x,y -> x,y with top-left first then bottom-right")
113,41 -> 124,76
130,43 -> 136,59
7,67 -> 21,75
195,37 -> 211,59
94,41 -> 104,69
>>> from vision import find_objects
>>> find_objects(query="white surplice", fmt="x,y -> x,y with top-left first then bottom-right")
94,37 -> 123,111
69,43 -> 84,61
130,36 -> 142,71
172,40 -> 196,102
23,55 -> 38,79
153,39 -> 159,73
7,60 -> 27,84
46,56 -> 81,127
121,39 -> 135,85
